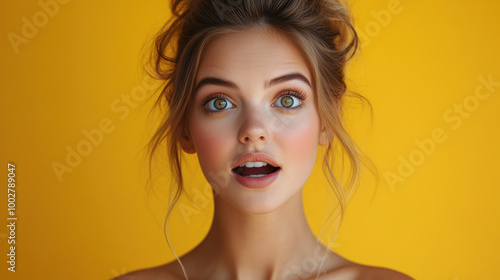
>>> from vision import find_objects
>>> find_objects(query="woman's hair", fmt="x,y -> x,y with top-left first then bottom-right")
145,0 -> 379,277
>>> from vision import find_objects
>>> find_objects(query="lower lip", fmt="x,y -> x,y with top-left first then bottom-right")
232,169 -> 281,189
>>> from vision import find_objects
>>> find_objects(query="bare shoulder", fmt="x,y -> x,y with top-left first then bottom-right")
355,264 -> 414,280
324,262 -> 414,280
110,261 -> 183,280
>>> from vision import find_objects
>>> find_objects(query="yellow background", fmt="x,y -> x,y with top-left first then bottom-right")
1,0 -> 499,279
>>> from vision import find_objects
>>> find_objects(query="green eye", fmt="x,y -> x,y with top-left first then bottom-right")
207,97 -> 234,111
276,95 -> 300,108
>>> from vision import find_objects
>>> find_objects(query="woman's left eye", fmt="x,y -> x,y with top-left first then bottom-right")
274,95 -> 301,109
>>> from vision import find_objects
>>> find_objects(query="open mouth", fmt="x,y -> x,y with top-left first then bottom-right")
231,162 -> 281,178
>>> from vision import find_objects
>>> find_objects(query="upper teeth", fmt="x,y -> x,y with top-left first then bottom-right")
239,161 -> 268,168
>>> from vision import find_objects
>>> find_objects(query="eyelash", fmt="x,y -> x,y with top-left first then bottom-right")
200,90 -> 306,115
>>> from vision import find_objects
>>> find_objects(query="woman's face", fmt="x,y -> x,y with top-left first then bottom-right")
183,27 -> 327,214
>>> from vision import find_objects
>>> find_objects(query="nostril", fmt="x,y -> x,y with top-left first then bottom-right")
239,128 -> 269,143
243,135 -> 266,142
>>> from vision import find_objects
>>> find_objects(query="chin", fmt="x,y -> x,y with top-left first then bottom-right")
220,196 -> 287,215
214,181 -> 301,215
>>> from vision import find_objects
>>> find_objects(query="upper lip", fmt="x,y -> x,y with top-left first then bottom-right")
231,152 -> 280,170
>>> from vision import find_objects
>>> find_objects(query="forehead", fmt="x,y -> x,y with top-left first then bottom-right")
195,27 -> 311,86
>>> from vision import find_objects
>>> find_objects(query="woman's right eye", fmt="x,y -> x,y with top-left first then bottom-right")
206,97 -> 235,111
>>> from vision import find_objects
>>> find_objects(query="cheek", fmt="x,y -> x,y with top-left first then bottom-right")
278,112 -> 320,153
276,111 -> 320,175
190,119 -> 234,171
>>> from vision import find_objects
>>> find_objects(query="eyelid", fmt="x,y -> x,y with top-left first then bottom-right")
201,93 -> 236,106
276,90 -> 306,100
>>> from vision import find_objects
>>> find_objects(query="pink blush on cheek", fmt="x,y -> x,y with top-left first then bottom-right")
278,114 -> 320,149
190,123 -> 234,172
276,116 -> 320,172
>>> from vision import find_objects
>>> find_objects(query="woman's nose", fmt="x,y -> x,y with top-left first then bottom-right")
238,108 -> 270,144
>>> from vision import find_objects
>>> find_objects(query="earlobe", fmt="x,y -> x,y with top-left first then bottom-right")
180,126 -> 196,154
319,125 -> 331,146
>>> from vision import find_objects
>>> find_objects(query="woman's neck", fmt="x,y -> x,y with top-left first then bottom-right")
184,190 -> 337,280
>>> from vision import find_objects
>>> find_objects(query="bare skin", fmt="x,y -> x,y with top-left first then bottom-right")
114,27 -> 414,280
113,191 -> 413,279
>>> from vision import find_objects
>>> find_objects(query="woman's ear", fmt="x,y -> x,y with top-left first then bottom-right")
319,124 -> 330,146
180,125 -> 196,154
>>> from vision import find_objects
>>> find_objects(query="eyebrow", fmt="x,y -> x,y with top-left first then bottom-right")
194,72 -> 312,93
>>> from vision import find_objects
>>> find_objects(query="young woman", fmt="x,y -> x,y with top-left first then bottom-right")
116,0 -> 414,279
